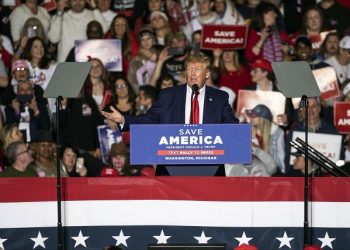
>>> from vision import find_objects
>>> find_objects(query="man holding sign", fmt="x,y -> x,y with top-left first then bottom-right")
285,97 -> 344,176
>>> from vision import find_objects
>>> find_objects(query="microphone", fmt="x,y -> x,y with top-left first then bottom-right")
192,84 -> 199,93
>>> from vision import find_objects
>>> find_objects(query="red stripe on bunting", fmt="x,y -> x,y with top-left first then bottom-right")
0,177 -> 349,203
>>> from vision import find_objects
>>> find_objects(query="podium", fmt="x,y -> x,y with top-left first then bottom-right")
130,124 -> 252,176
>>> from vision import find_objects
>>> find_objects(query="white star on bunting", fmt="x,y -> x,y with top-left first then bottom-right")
153,230 -> 172,244
194,231 -> 212,244
276,231 -> 294,248
30,231 -> 48,249
0,237 -> 7,249
112,230 -> 131,247
318,232 -> 336,249
235,232 -> 253,246
71,230 -> 90,248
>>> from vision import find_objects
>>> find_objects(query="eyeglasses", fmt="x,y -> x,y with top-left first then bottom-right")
115,83 -> 127,89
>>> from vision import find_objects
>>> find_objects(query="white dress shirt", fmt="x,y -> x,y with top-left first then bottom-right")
185,84 -> 206,124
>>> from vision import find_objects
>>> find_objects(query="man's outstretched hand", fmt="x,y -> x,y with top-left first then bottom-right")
101,106 -> 124,124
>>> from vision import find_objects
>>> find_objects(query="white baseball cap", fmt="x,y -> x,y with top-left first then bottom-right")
339,36 -> 350,49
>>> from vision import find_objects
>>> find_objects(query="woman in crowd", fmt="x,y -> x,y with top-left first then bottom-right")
150,11 -> 172,46
0,123 -> 23,152
13,18 -> 48,62
60,145 -> 87,177
84,57 -> 111,112
319,32 -> 340,61
104,77 -> 135,132
213,49 -> 253,98
0,123 -> 24,170
127,28 -> 156,93
106,15 -> 138,76
245,104 -> 285,174
244,1 -> 289,63
299,6 -> 326,52
30,130 -> 58,177
22,36 -> 56,117
9,0 -> 51,47
134,0 -> 164,36
109,77 -> 135,116
22,37 -> 55,91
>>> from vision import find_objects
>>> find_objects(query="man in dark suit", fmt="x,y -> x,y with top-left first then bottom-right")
102,52 -> 238,127
102,52 -> 238,176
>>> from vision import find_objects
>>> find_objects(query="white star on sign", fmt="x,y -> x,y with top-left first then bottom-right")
235,232 -> 253,246
0,237 -> 7,249
153,230 -> 172,244
276,231 -> 294,248
30,231 -> 48,249
112,230 -> 131,247
194,231 -> 212,244
71,230 -> 89,248
317,232 -> 336,249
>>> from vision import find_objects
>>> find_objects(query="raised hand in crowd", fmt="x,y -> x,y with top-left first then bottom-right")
11,99 -> 20,115
18,35 -> 28,51
252,26 -> 270,55
27,97 -> 40,116
13,35 -> 28,61
149,47 -> 172,86
12,96 -> 39,116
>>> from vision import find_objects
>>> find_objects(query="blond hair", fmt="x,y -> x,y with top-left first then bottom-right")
184,52 -> 211,70
257,117 -> 272,152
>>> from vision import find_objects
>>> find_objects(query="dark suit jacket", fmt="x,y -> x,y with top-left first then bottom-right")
123,84 -> 238,130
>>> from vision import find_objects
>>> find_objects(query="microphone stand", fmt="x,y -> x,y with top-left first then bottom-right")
56,96 -> 64,250
301,95 -> 311,247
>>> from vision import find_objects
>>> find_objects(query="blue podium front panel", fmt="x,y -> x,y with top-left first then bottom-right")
130,124 -> 251,165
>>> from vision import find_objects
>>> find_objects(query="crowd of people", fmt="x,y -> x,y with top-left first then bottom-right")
0,0 -> 350,178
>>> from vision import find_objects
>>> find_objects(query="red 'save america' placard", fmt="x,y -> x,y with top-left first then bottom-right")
334,102 -> 350,134
201,24 -> 248,50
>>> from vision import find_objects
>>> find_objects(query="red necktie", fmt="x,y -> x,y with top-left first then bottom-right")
191,90 -> 199,124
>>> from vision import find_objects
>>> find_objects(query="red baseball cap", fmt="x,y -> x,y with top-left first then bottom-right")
250,59 -> 273,73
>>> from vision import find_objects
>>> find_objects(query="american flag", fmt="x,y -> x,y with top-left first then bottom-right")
0,177 -> 349,250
